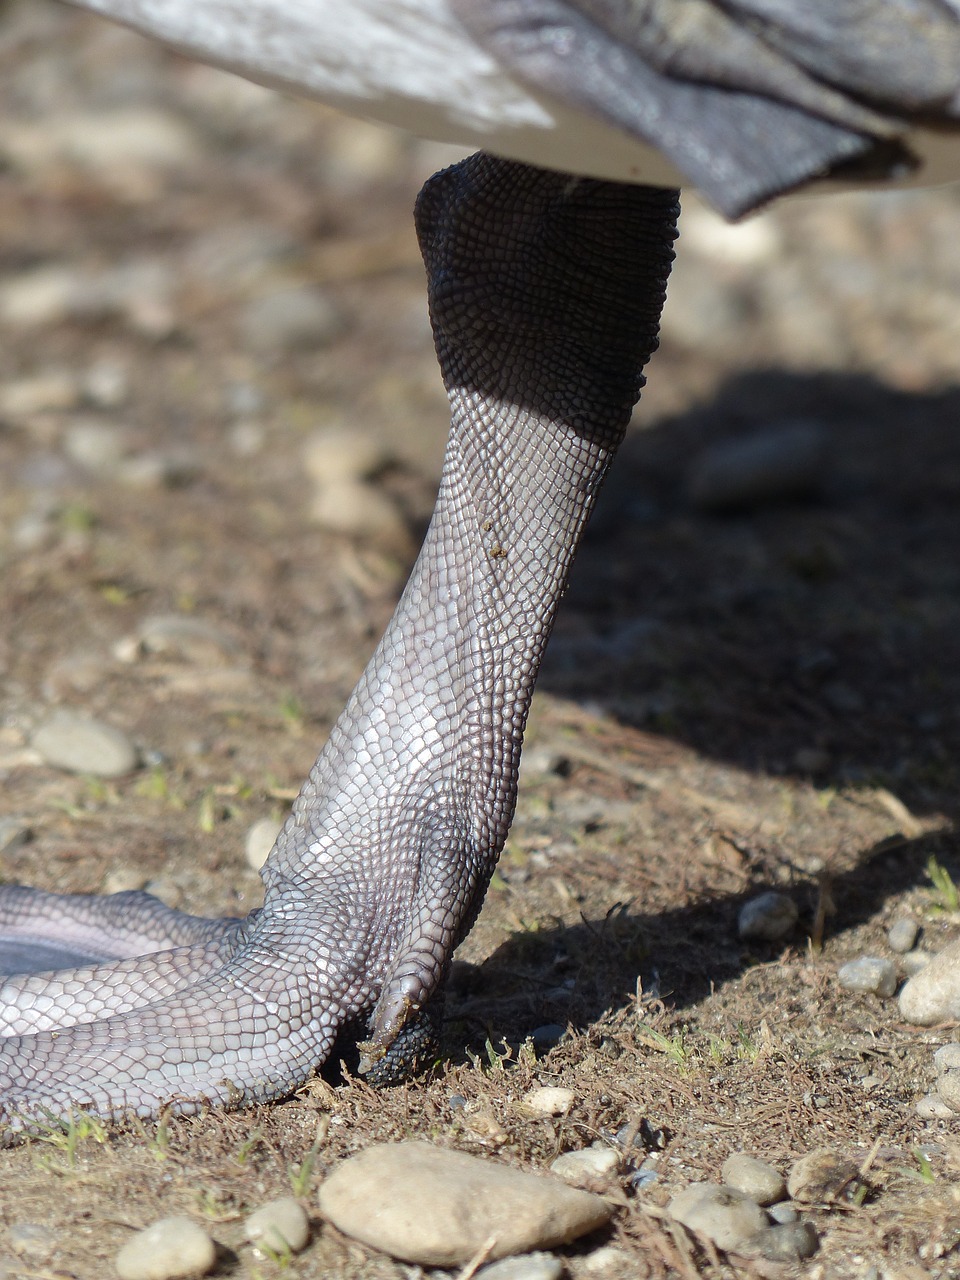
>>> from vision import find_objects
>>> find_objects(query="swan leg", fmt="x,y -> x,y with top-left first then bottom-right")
0,155 -> 678,1132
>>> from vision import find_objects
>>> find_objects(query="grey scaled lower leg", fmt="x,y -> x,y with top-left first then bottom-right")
0,155 -> 678,1130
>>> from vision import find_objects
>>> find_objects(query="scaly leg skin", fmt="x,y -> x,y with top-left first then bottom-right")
0,155 -> 678,1133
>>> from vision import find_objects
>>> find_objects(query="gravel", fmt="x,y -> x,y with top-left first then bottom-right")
887,918 -> 919,954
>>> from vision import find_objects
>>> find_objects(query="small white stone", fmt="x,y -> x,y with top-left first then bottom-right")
887,918 -> 919,954
582,1245 -> 631,1274
245,817 -> 282,871
837,957 -> 897,998
900,939 -> 960,1025
317,1141 -> 613,1266
31,709 -> 139,778
720,1153 -> 786,1206
549,1145 -> 619,1183
737,892 -> 798,942
767,1203 -> 799,1225
668,1183 -> 768,1251
115,1216 -> 216,1280
521,1086 -> 575,1117
243,1197 -> 310,1255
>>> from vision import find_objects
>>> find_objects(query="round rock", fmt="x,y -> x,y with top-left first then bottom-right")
837,957 -> 897,998
917,1092 -> 955,1120
934,1043 -> 960,1073
115,1217 -> 216,1280
317,1141 -> 613,1266
720,1153 -> 785,1206
899,939 -> 960,1025
243,1197 -> 310,1254
31,709 -> 138,778
935,1070 -> 960,1114
740,1221 -> 818,1262
668,1184 -> 768,1251
737,892 -> 798,942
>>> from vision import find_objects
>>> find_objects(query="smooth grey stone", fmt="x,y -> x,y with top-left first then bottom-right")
720,1153 -> 786,1206
550,1145 -> 619,1182
934,1071 -> 960,1114
317,1141 -> 613,1266
115,1217 -> 216,1280
767,1202 -> 799,1224
887,918 -> 919,954
31,709 -> 139,778
916,1092 -> 955,1120
667,1184 -> 768,1251
737,892 -> 798,942
837,957 -> 897,998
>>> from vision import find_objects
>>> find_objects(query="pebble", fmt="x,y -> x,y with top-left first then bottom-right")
31,708 -> 139,777
837,957 -> 898,998
720,1153 -> 785,1205
245,817 -> 282,871
316,1141 -> 613,1266
115,1217 -> 216,1280
934,1071 -> 960,1114
62,418 -> 129,472
916,1092 -> 955,1120
529,1025 -> 567,1051
899,939 -> 960,1025
240,285 -> 343,352
309,478 -> 409,547
582,1245 -> 631,1274
901,949 -> 933,977
243,1196 -> 310,1255
133,614 -> 240,664
887,918 -> 919,954
521,1086 -> 575,1118
303,427 -> 389,483
7,1222 -> 56,1260
0,371 -> 80,417
737,892 -> 798,942
767,1202 -> 799,1225
739,1221 -> 818,1262
549,1145 -> 619,1183
667,1183 -> 768,1251
476,1252 -> 564,1280
786,1149 -> 858,1203
686,421 -> 826,512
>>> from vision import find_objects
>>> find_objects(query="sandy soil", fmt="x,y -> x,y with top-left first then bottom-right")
0,3 -> 959,1276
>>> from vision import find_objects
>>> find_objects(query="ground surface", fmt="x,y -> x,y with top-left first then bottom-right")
0,3 -> 959,1277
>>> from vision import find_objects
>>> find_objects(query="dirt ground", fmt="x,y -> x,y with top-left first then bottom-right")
1,3 -> 960,1277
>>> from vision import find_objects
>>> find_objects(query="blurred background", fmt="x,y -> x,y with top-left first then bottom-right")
0,0 -> 958,909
